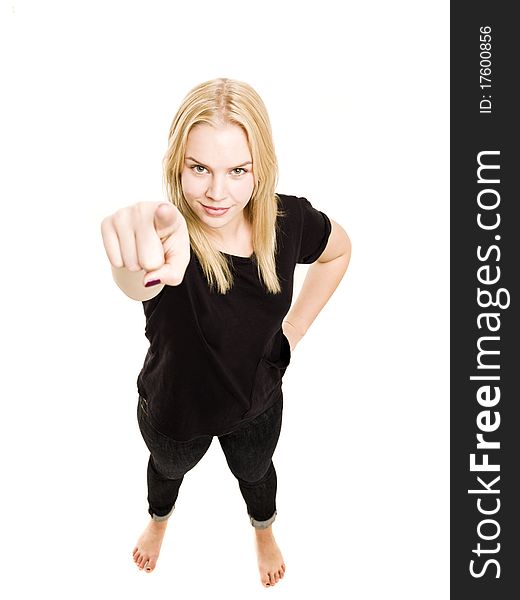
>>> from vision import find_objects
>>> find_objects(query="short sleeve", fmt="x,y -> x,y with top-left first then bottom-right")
297,197 -> 332,264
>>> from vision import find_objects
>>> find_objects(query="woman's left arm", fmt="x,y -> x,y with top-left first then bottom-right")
283,219 -> 352,351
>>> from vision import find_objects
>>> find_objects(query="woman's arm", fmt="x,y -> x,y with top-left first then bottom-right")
283,219 -> 352,350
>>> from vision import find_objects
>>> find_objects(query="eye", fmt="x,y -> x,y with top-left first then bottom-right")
191,165 -> 207,174
232,168 -> 248,175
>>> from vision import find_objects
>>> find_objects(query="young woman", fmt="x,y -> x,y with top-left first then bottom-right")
100,77 -> 351,587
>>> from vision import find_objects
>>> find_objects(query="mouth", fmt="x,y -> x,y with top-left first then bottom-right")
201,203 -> 231,216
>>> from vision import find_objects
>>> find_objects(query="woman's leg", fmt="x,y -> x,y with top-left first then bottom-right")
218,396 -> 285,587
137,395 -> 213,520
218,396 -> 283,527
133,395 -> 212,573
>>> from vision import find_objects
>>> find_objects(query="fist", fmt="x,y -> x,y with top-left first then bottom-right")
100,201 -> 190,287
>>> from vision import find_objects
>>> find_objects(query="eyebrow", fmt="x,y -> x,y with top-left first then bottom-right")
185,156 -> 253,168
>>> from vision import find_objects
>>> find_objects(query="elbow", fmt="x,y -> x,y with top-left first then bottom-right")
343,231 -> 352,263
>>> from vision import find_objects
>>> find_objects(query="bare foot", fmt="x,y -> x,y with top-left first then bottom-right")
254,525 -> 286,587
132,518 -> 168,573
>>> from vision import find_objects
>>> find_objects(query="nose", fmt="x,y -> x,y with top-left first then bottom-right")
205,174 -> 227,202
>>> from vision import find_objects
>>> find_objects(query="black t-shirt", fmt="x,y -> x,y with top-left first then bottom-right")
136,193 -> 332,441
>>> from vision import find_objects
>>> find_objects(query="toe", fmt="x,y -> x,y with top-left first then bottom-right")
273,571 -> 280,583
146,557 -> 157,572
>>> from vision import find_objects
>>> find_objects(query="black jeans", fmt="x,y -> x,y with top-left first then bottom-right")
137,394 -> 283,528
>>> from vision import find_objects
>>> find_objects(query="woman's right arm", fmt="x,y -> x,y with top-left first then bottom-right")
100,201 -> 190,302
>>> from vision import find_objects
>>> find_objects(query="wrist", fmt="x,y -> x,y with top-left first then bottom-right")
282,319 -> 306,339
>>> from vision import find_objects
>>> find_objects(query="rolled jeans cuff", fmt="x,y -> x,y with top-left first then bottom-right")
151,504 -> 175,522
249,510 -> 277,529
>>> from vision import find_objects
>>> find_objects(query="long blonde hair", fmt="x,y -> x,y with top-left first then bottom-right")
163,77 -> 283,294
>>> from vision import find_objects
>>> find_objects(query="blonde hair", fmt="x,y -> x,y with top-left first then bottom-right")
163,77 -> 283,294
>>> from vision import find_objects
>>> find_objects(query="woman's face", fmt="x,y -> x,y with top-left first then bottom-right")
181,122 -> 255,234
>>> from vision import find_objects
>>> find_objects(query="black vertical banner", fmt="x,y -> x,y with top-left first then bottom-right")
451,2 -> 519,598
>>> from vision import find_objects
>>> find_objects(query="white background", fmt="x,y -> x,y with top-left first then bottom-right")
0,1 -> 449,598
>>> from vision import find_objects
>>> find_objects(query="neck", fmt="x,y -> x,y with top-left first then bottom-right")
204,214 -> 253,254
